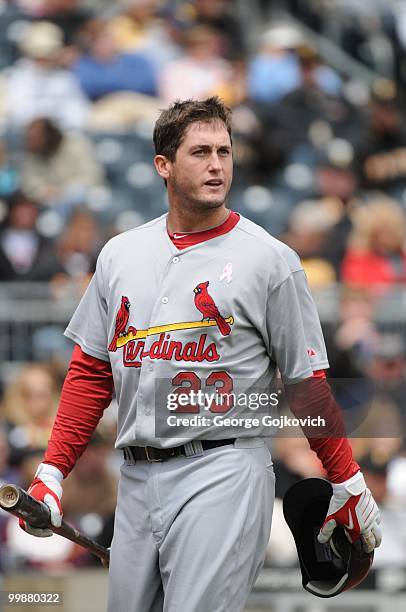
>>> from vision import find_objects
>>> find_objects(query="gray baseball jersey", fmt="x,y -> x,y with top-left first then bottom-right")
64,213 -> 328,448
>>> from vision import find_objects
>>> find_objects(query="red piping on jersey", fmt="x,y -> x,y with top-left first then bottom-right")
168,211 -> 240,250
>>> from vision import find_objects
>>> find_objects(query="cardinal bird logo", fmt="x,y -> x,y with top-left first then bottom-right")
108,295 -> 131,352
194,281 -> 231,336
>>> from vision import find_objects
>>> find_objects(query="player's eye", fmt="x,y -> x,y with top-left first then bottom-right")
219,148 -> 230,156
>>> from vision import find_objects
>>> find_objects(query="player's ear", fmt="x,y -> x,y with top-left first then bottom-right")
154,155 -> 171,182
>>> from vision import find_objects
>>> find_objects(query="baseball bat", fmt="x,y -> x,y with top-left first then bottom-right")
0,484 -> 110,567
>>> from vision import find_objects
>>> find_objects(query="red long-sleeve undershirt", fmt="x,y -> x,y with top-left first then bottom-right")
45,347 -> 359,482
284,373 -> 359,482
44,345 -> 114,477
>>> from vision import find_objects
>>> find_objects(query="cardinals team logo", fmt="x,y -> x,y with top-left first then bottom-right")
193,281 -> 231,336
108,296 -> 131,352
108,282 -> 233,367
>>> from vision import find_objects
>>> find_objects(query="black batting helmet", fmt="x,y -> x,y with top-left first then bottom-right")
283,478 -> 374,598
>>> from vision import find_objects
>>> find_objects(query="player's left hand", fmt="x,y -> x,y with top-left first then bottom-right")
317,471 -> 382,554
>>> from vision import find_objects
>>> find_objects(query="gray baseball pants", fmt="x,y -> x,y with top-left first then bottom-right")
107,438 -> 275,612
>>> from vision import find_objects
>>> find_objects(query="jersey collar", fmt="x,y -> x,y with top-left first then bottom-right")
167,211 -> 240,251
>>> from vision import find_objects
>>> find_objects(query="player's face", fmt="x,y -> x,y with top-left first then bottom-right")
165,120 -> 233,211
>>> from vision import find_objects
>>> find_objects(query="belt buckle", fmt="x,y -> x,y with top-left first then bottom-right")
145,446 -> 163,462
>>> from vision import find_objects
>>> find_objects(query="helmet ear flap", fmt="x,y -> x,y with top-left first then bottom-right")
283,478 -> 374,598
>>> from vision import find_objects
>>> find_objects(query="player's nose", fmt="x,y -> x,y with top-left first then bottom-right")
207,152 -> 222,172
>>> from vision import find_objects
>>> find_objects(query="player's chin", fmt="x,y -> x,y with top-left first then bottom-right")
196,197 -> 226,209
196,188 -> 228,208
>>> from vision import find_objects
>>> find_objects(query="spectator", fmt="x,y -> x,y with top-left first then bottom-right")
4,207 -> 102,295
255,57 -> 356,178
280,200 -> 337,288
72,18 -> 157,101
321,286 -> 378,427
50,209 -> 101,289
176,0 -> 246,60
341,198 -> 406,291
248,27 -> 342,106
0,192 -> 56,282
248,24 -> 303,105
108,0 -> 180,69
5,21 -> 89,130
20,118 -> 104,211
324,287 -> 378,379
158,25 -> 233,104
314,159 -> 360,276
296,44 -> 343,96
227,96 -> 265,185
281,154 -> 360,275
364,333 -> 406,436
2,364 -> 59,462
108,0 -> 164,49
367,333 -> 406,387
33,0 -> 94,46
357,91 -> 406,196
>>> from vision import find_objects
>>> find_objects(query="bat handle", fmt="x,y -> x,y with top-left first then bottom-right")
0,484 -> 50,527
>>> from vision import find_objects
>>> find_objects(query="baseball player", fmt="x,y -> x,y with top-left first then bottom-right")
21,97 -> 381,612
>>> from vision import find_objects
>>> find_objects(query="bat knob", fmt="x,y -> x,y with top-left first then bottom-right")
0,484 -> 19,508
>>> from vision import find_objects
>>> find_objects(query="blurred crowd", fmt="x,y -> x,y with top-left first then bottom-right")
0,0 -> 406,576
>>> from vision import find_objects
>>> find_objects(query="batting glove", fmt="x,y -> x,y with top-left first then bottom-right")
317,471 -> 382,554
19,463 -> 64,538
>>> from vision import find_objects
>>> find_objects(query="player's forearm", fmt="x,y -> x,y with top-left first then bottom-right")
284,375 -> 359,483
44,345 -> 114,478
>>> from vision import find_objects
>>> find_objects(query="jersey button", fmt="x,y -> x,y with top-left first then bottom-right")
162,296 -> 169,304
172,257 -> 180,263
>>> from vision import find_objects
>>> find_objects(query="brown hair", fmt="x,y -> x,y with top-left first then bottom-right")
153,96 -> 232,161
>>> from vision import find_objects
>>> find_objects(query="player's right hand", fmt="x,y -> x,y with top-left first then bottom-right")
19,463 -> 64,537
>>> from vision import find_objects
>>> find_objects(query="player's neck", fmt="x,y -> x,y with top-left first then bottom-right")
167,205 -> 230,234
